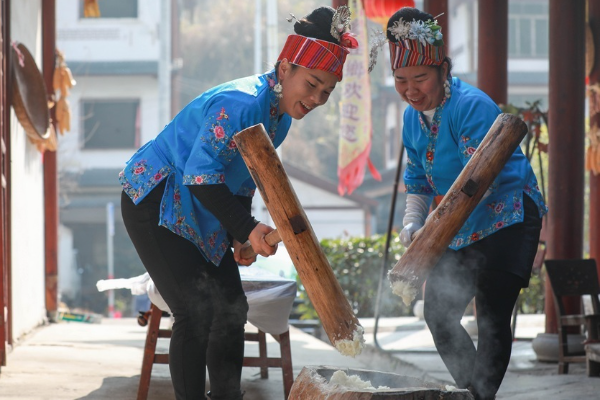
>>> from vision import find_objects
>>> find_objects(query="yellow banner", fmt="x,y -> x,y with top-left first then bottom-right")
338,0 -> 380,195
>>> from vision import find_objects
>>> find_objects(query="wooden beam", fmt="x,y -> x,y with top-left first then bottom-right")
234,124 -> 364,357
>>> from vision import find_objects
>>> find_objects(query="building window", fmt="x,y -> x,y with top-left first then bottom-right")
81,99 -> 140,150
508,1 -> 549,59
80,0 -> 138,19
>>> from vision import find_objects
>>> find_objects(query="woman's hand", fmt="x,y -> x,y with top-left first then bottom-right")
400,222 -> 423,247
233,240 -> 257,266
247,222 -> 278,258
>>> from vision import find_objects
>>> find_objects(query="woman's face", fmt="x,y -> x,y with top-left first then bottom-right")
393,64 -> 448,112
278,60 -> 337,119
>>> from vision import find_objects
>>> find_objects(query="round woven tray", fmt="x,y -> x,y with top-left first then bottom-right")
10,42 -> 51,141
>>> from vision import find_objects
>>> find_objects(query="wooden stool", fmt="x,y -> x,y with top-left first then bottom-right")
137,304 -> 294,400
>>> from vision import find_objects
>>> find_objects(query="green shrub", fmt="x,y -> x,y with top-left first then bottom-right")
516,265 -> 546,314
294,233 -> 547,321
295,233 -> 414,319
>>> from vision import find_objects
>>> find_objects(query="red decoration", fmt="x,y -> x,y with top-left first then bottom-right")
363,0 -> 415,28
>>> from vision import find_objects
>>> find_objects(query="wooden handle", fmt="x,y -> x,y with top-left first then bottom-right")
234,123 -> 364,356
389,114 -> 529,291
239,229 -> 282,259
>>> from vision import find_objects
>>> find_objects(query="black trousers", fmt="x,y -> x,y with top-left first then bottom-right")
121,181 -> 248,400
424,195 -> 542,400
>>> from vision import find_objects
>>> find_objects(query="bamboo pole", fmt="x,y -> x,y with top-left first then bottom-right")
388,114 -> 528,305
234,124 -> 364,357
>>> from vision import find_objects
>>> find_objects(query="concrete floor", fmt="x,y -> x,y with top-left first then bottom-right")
1,314 -> 600,399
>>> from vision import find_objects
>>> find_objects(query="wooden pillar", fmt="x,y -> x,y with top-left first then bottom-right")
589,0 -> 600,275
424,0 -> 449,56
545,0 -> 586,333
477,0 -> 508,105
42,0 -> 58,319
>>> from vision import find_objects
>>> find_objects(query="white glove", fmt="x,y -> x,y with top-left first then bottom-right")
400,222 -> 422,247
400,194 -> 433,247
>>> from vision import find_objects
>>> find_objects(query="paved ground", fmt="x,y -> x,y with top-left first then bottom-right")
0,314 -> 599,399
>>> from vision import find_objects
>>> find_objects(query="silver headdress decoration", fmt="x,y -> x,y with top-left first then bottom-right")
330,5 -> 352,41
368,28 -> 388,73
286,13 -> 298,24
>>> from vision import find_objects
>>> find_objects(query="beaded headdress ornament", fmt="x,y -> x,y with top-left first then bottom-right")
369,15 -> 445,72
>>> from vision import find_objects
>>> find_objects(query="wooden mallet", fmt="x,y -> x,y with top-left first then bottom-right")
388,113 -> 529,305
234,123 -> 365,357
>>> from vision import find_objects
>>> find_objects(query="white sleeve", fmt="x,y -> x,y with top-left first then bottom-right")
402,194 -> 433,227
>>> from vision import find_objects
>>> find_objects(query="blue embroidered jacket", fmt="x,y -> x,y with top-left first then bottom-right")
119,70 -> 291,265
403,77 -> 548,249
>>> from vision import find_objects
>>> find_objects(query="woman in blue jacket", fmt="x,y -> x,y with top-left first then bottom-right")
385,7 -> 547,400
120,6 -> 357,400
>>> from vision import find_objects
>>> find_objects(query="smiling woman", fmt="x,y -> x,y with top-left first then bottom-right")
383,6 -> 547,400
277,63 -> 337,118
118,5 -> 358,400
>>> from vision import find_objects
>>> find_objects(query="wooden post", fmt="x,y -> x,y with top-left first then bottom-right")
545,0 -> 586,334
388,114 -> 528,300
477,0 -> 508,105
234,124 -> 364,356
42,0 -> 59,321
588,0 -> 600,283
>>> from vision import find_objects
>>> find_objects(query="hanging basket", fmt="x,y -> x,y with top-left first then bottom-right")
10,42 -> 51,142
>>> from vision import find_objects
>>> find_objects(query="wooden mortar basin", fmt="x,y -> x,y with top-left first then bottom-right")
289,366 -> 474,399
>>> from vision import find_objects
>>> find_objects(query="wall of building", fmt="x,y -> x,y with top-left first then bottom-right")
9,0 -> 47,341
58,224 -> 79,304
287,179 -> 367,239
55,0 -> 160,62
58,75 -> 160,172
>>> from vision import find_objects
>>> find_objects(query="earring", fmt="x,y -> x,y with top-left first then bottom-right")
273,82 -> 283,99
443,79 -> 451,99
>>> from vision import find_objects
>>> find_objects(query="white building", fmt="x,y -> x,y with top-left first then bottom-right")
56,0 -> 170,314
55,0 -> 377,315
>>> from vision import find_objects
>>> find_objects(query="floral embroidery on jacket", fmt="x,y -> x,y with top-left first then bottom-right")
158,183 -> 229,265
450,191 -> 524,248
459,132 -> 481,161
201,112 -> 239,164
405,183 -> 434,194
119,160 -> 171,202
417,90 -> 450,196
183,173 -> 225,185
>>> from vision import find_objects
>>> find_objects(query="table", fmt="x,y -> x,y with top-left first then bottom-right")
99,266 -> 297,400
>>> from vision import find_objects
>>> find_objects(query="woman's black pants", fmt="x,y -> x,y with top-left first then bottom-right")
423,195 -> 542,400
121,182 -> 248,400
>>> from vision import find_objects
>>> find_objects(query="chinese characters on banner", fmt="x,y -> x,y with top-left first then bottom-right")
337,0 -> 381,196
